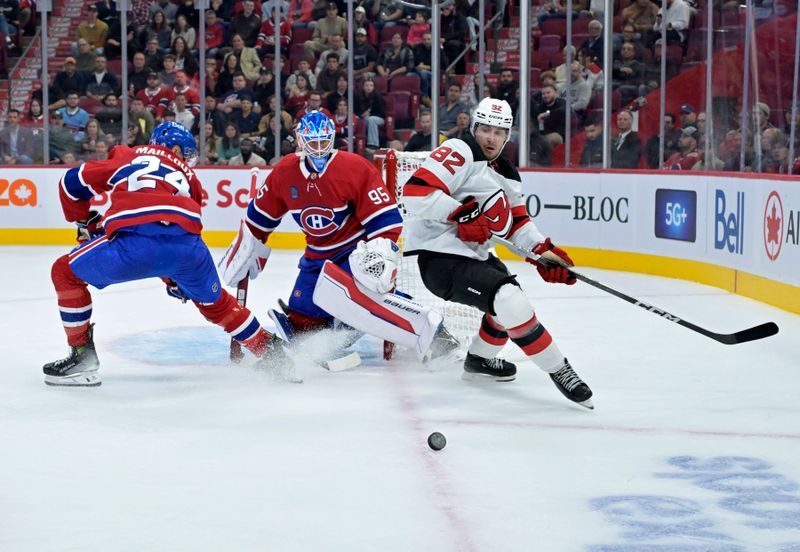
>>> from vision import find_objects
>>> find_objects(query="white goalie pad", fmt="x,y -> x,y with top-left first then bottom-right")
313,261 -> 443,360
218,220 -> 272,287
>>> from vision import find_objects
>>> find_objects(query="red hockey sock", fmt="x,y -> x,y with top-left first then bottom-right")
507,314 -> 553,356
195,290 -> 264,343
287,310 -> 330,333
52,254 -> 92,347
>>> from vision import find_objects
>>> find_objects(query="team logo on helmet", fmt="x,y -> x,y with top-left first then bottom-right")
299,206 -> 339,237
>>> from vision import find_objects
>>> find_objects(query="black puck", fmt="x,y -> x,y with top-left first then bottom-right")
427,431 -> 446,451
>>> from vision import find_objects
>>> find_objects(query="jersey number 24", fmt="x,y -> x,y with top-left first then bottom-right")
109,155 -> 191,196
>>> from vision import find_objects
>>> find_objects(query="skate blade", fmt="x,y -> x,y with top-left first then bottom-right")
575,398 -> 594,410
461,371 -> 516,383
44,371 -> 101,387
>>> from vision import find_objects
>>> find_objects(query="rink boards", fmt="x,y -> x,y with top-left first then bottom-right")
0,166 -> 797,313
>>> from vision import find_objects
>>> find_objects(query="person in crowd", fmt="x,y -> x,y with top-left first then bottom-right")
559,61 -> 592,121
440,2 -> 468,72
49,112 -> 77,163
228,137 -> 267,166
57,91 -> 90,142
129,96 -> 155,141
175,0 -> 199,29
316,52 -> 346,95
85,55 -> 120,100
444,110 -> 471,140
352,27 -> 378,80
75,38 -> 98,72
256,114 -> 295,164
679,103 -> 697,129
412,30 -> 433,101
622,0 -> 658,46
611,109 -> 641,168
402,109 -> 438,152
229,0 -> 262,47
644,112 -> 680,168
224,33 -> 263,82
149,0 -> 177,23
315,34 -> 348,76
172,36 -> 199,77
172,92 -> 196,131
75,4 -> 108,55
256,6 -> 292,57
613,23 -> 645,59
377,32 -> 414,83
218,72 -> 255,114
285,57 -> 317,93
24,97 -> 44,126
325,75 -> 348,113
406,11 -> 430,47
228,95 -> 261,138
304,2 -> 347,56
355,77 -> 386,150
285,72 -> 313,116
218,122 -> 242,165
159,53 -> 178,87
53,57 -> 87,110
215,53 -> 242,98
532,84 -> 567,147
293,91 -> 332,122
578,48 -> 603,92
353,5 -> 377,45
612,42 -> 644,106
143,37 -> 164,72
752,102 -> 775,135
579,118 -> 603,167
136,71 -> 170,119
663,125 -> 702,170
0,108 -> 36,164
128,52 -> 151,94
654,0 -> 691,45
78,118 -> 106,160
439,82 -> 468,133
494,68 -> 519,119
287,0 -> 313,28
203,120 -> 222,164
94,93 -> 123,139
171,14 -> 196,52
142,9 -> 172,51
205,10 -> 225,58
580,20 -> 604,67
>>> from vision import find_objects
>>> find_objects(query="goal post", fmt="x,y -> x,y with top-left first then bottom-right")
373,150 -> 483,345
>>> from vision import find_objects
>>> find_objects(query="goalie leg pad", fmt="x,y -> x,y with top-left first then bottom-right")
218,220 -> 272,287
313,261 -> 443,360
492,283 -> 565,372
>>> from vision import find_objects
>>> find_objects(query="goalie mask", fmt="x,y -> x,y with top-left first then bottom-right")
471,97 -> 513,153
296,111 -> 335,172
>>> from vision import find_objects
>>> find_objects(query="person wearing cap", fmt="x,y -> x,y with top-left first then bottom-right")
679,103 -> 697,128
663,126 -> 702,170
352,27 -> 378,78
753,102 -> 775,134
136,71 -> 171,119
353,5 -> 377,46
74,4 -> 108,56
52,57 -> 87,111
304,2 -> 347,57
48,111 -> 78,164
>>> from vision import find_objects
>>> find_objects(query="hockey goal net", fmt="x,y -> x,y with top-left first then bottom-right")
374,150 -> 482,344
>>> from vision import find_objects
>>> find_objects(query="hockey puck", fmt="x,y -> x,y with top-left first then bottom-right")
427,432 -> 446,451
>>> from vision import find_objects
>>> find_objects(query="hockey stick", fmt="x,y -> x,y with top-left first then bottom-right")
493,237 -> 779,345
229,277 -> 249,363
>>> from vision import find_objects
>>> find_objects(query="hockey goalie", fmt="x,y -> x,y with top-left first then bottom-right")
219,111 -> 458,363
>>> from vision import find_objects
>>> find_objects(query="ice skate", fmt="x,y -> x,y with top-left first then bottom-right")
43,325 -> 101,387
267,307 -> 296,342
257,334 -> 303,383
462,352 -> 517,382
549,359 -> 593,409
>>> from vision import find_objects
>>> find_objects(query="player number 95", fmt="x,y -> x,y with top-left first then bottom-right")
368,188 -> 391,205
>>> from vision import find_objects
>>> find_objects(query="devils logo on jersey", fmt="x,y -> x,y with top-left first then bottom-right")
299,206 -> 339,237
482,190 -> 513,237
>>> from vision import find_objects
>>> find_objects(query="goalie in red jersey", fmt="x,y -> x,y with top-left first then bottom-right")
44,122 -> 295,387
220,111 -> 458,361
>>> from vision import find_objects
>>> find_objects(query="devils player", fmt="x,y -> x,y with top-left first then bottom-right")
402,98 -> 594,408
44,122 -> 289,386
220,111 -> 457,360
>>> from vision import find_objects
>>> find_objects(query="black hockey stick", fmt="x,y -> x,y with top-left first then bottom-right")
229,277 -> 249,362
494,237 -> 779,345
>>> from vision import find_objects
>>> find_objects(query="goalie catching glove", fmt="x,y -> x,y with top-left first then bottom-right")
447,196 -> 491,244
348,238 -> 400,294
218,220 -> 272,287
530,238 -> 576,285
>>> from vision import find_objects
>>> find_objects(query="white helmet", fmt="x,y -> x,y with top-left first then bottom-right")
471,97 -> 513,155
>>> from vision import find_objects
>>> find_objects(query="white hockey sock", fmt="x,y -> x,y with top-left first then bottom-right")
492,283 -> 565,372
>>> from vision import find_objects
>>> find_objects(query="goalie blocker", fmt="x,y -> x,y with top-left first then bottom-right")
313,261 -> 446,360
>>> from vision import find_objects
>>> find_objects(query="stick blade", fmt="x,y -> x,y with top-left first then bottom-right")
722,322 -> 780,345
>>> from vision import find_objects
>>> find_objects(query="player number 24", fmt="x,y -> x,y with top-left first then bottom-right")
430,146 -> 465,175
113,155 -> 190,196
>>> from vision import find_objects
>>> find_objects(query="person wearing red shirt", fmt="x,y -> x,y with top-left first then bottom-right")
663,126 -> 702,170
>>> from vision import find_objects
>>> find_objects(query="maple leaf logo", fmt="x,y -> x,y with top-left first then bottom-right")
763,191 -> 784,262
13,184 -> 31,201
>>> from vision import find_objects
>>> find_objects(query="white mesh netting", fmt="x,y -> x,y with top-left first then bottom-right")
382,151 -> 483,344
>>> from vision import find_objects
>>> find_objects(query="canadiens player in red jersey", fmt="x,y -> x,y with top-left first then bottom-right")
402,98 -> 594,409
44,121 -> 290,387
220,111 -> 459,361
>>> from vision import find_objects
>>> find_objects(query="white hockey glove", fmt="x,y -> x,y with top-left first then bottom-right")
218,220 -> 272,286
349,238 -> 401,294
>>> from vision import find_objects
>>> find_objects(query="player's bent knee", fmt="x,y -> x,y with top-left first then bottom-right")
491,283 -> 535,328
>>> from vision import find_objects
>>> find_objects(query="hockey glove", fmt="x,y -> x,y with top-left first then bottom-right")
447,196 -> 491,244
530,238 -> 577,285
76,210 -> 104,244
162,278 -> 190,303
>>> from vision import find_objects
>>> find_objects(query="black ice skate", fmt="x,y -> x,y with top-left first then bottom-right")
256,334 -> 303,384
462,352 -> 517,382
43,325 -> 100,387
428,323 -> 460,360
549,359 -> 593,409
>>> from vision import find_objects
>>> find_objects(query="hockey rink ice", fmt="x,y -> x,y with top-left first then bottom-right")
1,246 -> 799,552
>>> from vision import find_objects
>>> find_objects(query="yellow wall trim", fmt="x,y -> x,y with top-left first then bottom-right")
3,229 -> 798,314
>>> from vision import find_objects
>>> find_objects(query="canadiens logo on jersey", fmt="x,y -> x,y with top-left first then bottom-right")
297,206 -> 342,237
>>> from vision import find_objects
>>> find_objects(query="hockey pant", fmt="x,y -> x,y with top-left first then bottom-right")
52,231 -> 269,355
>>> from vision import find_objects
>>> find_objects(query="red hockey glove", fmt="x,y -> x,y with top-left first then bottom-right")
76,210 -> 104,244
447,196 -> 491,244
529,238 -> 576,285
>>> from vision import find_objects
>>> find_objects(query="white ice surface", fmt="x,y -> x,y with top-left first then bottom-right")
1,246 -> 799,552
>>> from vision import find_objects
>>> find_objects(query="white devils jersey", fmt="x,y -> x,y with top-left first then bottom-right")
402,136 -> 545,260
